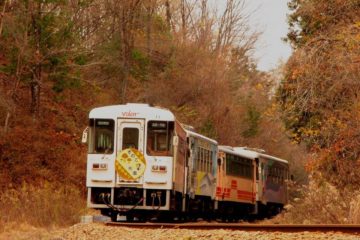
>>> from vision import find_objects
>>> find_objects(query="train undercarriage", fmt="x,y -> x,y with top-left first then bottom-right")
89,187 -> 283,222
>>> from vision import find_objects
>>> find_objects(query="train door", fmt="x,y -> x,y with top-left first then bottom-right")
186,137 -> 196,198
216,152 -> 225,200
173,121 -> 187,193
116,118 -> 145,183
257,159 -> 265,204
255,158 -> 260,201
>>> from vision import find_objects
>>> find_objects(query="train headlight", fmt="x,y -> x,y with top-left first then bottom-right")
151,165 -> 167,172
93,163 -> 108,170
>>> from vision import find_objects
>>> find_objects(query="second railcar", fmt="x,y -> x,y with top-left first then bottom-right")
216,146 -> 257,220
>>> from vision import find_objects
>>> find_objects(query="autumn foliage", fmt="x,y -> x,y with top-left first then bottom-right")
0,0 -> 308,227
279,0 -> 360,187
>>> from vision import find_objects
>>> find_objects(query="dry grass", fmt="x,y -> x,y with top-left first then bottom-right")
349,194 -> 360,223
0,182 -> 86,228
277,176 -> 360,224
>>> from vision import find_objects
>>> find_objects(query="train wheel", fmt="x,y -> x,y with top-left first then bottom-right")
226,206 -> 235,222
137,213 -> 148,222
100,209 -> 110,217
126,214 -> 134,222
177,213 -> 187,223
110,211 -> 118,222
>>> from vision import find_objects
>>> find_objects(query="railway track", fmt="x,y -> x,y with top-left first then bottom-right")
105,222 -> 360,233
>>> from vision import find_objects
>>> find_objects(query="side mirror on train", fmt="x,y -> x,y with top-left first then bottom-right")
172,136 -> 179,147
82,127 -> 89,143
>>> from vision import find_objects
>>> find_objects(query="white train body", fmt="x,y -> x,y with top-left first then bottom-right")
84,103 -> 289,221
86,103 -> 175,212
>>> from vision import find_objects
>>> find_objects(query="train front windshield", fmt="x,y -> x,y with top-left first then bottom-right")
88,119 -> 114,154
147,121 -> 174,156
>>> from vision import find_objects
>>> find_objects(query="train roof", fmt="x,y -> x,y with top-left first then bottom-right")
219,145 -> 259,159
258,153 -> 289,164
89,103 -> 175,121
185,129 -> 218,145
219,146 -> 289,164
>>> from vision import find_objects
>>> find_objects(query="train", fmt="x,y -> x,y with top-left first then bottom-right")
83,103 -> 289,221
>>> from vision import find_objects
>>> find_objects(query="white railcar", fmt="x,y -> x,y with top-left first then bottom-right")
85,103 -> 176,220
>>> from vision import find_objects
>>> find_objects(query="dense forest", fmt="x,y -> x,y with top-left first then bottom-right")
0,0 -> 359,227
279,0 -> 360,223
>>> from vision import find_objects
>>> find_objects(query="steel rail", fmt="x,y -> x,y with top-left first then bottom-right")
105,222 -> 360,233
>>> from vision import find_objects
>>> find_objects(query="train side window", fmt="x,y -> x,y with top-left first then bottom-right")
199,148 -> 203,171
268,167 -> 273,182
196,148 -> 201,171
201,148 -> 205,171
217,158 -> 222,166
205,150 -> 208,172
88,119 -> 114,154
241,158 -> 252,179
241,158 -> 246,177
203,148 -> 206,171
226,154 -> 235,176
206,150 -> 210,172
205,149 -> 208,172
255,158 -> 259,180
222,157 -> 225,172
278,168 -> 281,183
202,148 -> 205,172
200,148 -> 203,171
226,154 -> 252,179
209,150 -> 212,172
274,168 -> 277,183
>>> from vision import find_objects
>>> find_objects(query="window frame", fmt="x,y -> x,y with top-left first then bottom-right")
121,127 -> 140,150
146,121 -> 174,156
88,118 -> 115,155
225,153 -> 253,179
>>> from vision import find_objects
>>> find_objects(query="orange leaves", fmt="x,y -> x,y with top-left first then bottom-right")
281,20 -> 360,186
0,102 -> 87,190
333,139 -> 346,154
308,116 -> 360,187
290,68 -> 302,80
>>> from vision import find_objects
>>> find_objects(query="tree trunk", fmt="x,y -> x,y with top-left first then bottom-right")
30,79 -> 40,117
120,4 -> 129,103
0,0 -> 7,38
4,111 -> 10,133
30,1 -> 42,118
165,0 -> 172,30
146,2 -> 152,58
120,1 -> 139,103
181,0 -> 186,42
